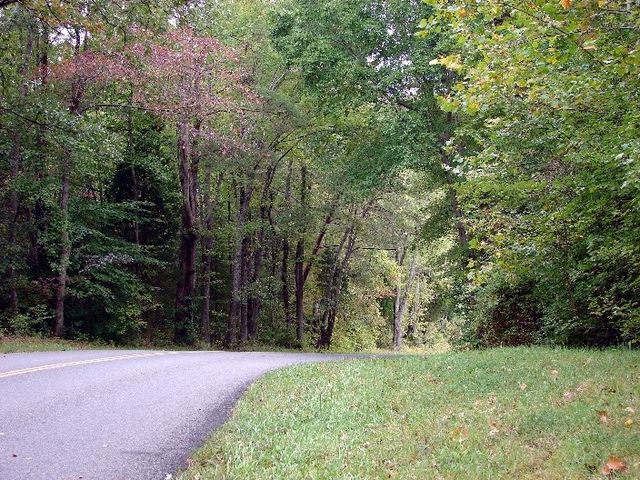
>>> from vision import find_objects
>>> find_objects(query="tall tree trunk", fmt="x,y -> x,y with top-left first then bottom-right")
440,111 -> 470,257
7,138 -> 21,315
53,157 -> 71,337
6,25 -> 34,316
281,159 -> 293,328
248,241 -> 261,338
248,165 -> 276,338
127,92 -> 141,253
315,201 -> 375,349
393,253 -> 418,350
294,163 -> 307,344
53,29 -> 81,338
201,170 -> 223,344
407,278 -> 421,341
240,232 -> 250,344
281,238 -> 291,327
316,224 -> 357,349
227,185 -> 252,348
174,119 -> 199,344
28,26 -> 48,278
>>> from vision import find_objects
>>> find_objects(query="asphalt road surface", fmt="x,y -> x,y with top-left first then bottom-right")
0,349 -> 345,480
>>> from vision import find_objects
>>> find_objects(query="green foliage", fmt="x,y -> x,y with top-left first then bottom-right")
2,0 -> 636,351
421,0 -> 640,347
5,305 -> 54,336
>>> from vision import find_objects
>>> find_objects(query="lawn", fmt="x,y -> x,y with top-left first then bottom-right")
180,347 -> 639,479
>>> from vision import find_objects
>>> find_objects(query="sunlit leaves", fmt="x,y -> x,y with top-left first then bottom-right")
428,54 -> 463,72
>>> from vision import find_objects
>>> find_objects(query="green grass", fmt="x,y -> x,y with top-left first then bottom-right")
0,335 -> 112,353
180,347 -> 639,480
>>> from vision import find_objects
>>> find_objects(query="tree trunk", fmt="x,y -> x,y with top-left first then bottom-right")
28,27 -> 48,278
281,239 -> 291,327
393,253 -> 418,350
440,113 -> 471,257
174,119 -> 199,345
7,136 -> 21,315
227,185 -> 251,348
53,29 -> 81,338
407,278 -> 421,341
201,170 -> 223,344
248,221 -> 264,339
247,164 -> 277,339
281,159 -> 293,329
53,157 -> 71,337
6,25 -> 34,316
248,253 -> 261,338
302,203 -> 336,284
240,232 -> 250,344
127,95 -> 141,254
294,163 -> 307,344
316,224 -> 357,349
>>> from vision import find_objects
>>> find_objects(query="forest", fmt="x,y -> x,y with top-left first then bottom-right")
1,0 -> 638,351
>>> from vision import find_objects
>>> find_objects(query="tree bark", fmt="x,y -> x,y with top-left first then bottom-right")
174,119 -> 199,344
6,25 -> 34,316
53,157 -> 71,337
7,137 -> 21,315
393,253 -> 418,350
201,169 -> 223,344
248,164 -> 277,338
281,159 -> 293,329
227,184 -> 252,348
53,29 -> 81,338
240,232 -> 250,343
268,194 -> 279,278
315,201 -> 374,348
294,163 -> 307,344
316,223 -> 356,349
302,204 -> 335,284
407,278 -> 421,340
281,238 -> 291,327
440,111 -> 471,257
28,26 -> 48,278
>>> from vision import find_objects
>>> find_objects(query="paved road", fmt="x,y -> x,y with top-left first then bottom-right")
0,350 -> 344,480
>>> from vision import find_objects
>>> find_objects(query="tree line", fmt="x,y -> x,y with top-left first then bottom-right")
1,0 -> 638,349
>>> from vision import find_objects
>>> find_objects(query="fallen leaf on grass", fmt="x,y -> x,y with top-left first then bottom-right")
519,383 -> 527,391
601,455 -> 627,476
489,421 -> 500,436
625,407 -> 635,414
597,410 -> 609,424
562,383 -> 588,402
624,419 -> 634,428
450,426 -> 469,442
550,369 -> 559,380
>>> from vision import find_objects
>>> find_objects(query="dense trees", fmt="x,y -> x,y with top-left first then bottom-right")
421,0 -> 640,347
1,0 -> 637,349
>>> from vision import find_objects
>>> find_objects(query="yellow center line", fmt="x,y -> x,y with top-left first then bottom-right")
0,351 -> 180,379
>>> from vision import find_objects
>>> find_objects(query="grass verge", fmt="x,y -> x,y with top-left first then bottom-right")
0,335 -> 111,353
180,347 -> 639,480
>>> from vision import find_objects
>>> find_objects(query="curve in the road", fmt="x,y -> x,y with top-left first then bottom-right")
0,350 -> 346,480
